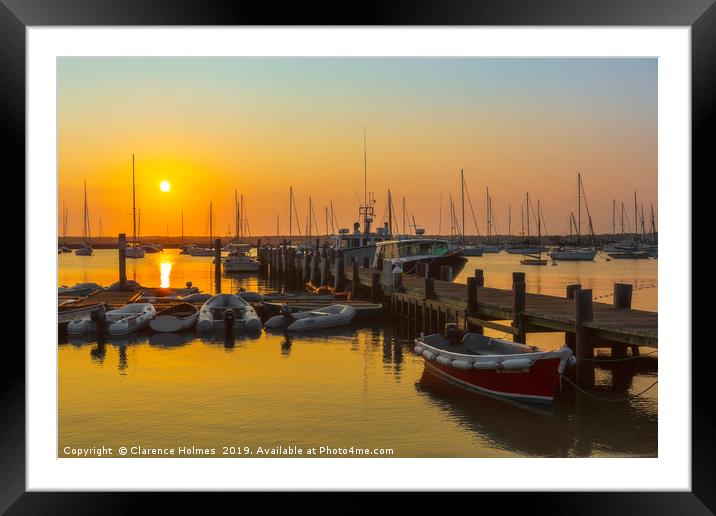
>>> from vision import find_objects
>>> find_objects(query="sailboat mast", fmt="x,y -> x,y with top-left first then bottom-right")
461,169 -> 465,243
634,191 -> 638,243
209,202 -> 213,249
521,204 -> 524,238
508,206 -> 512,237
308,197 -> 312,238
387,190 -> 392,235
577,172 -> 581,245
402,196 -> 406,235
612,199 -> 616,236
363,126 -> 367,229
82,181 -> 87,240
526,193 -> 530,238
181,210 -> 184,243
537,199 -> 542,258
235,190 -> 239,240
289,187 -> 293,241
132,155 -> 137,242
438,189 -> 442,236
621,202 -> 625,236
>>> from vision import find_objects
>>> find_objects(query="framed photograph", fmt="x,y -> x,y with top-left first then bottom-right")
6,0 -> 712,512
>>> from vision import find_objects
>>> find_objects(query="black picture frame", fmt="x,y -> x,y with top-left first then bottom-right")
5,0 -> 711,513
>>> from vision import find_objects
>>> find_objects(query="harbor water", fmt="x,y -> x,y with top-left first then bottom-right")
58,249 -> 657,458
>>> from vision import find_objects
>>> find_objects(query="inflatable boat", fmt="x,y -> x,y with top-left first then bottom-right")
265,304 -> 357,332
67,303 -> 156,336
150,303 -> 199,332
197,294 -> 262,333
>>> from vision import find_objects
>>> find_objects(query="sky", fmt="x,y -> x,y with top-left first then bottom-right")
57,57 -> 657,238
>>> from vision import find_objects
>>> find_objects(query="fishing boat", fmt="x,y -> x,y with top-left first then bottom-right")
149,303 -> 199,332
74,181 -> 93,256
372,239 -> 467,279
414,330 -> 574,404
264,304 -> 357,331
197,294 -> 262,332
126,155 -> 145,259
67,303 -> 156,336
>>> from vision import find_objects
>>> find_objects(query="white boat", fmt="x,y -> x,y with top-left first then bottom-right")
548,247 -> 597,261
223,245 -> 261,273
143,243 -> 163,253
197,294 -> 261,332
460,246 -> 484,256
190,247 -> 215,257
67,303 -> 156,336
265,304 -> 357,331
481,244 -> 502,253
150,303 -> 199,332
505,246 -> 540,255
58,282 -> 103,297
126,242 -> 145,258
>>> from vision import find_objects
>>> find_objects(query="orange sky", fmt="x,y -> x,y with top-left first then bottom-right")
58,58 -> 657,238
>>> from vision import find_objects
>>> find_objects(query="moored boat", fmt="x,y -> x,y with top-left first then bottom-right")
372,239 -> 467,279
197,294 -> 261,332
67,303 -> 156,336
150,303 -> 199,332
414,331 -> 574,404
264,304 -> 357,331
607,250 -> 651,260
263,299 -> 382,318
548,247 -> 597,261
58,282 -> 103,297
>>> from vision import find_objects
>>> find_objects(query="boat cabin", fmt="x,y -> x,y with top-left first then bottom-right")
373,239 -> 451,268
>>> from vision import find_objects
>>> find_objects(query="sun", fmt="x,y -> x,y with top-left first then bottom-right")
159,180 -> 171,192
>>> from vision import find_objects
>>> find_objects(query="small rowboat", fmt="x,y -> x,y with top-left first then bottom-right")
264,304 -> 357,331
67,303 -> 156,336
197,294 -> 262,332
150,303 -> 199,332
414,332 -> 574,404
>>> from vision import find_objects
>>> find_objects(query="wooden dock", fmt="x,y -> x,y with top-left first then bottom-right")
257,241 -> 658,388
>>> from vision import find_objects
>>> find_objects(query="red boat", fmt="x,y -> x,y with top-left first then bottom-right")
414,332 -> 574,404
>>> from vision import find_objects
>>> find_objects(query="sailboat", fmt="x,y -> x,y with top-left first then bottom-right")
505,193 -> 540,255
59,202 -> 72,253
74,181 -> 93,256
481,188 -> 502,253
458,170 -> 484,256
521,199 -> 547,265
190,202 -> 216,256
126,155 -> 145,258
549,173 -> 597,261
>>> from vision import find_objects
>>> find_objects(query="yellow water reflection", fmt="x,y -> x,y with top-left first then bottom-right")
160,259 -> 173,288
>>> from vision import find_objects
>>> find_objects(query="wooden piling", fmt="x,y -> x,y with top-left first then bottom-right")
393,270 -> 403,292
466,276 -> 483,334
475,269 -> 484,287
320,247 -> 328,286
440,265 -> 452,282
425,277 -> 436,300
363,256 -> 370,269
564,284 -> 581,350
310,250 -> 319,285
371,272 -> 382,302
613,283 -> 635,356
334,255 -> 345,292
118,233 -> 127,290
351,261 -> 360,297
214,238 -> 222,293
575,288 -> 595,387
512,272 -> 526,343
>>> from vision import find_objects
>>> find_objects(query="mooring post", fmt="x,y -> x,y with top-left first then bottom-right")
425,277 -> 436,300
320,247 -> 328,287
363,256 -> 370,269
310,250 -> 319,285
371,272 -> 382,302
382,260 -> 393,293
466,276 -> 483,334
214,238 -> 222,293
565,284 -> 582,351
440,265 -> 452,282
613,283 -> 636,357
475,269 -> 484,287
393,269 -> 403,293
512,272 -> 526,343
351,260 -> 360,297
334,255 -> 345,292
574,289 -> 595,388
118,233 -> 127,290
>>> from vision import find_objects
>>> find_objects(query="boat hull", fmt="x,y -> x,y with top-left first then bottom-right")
399,252 -> 468,279
549,249 -> 597,261
505,247 -> 540,255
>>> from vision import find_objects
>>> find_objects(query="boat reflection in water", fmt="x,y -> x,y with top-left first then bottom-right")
415,367 -> 657,457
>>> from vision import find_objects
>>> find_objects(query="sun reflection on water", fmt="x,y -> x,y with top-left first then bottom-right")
160,259 -> 173,288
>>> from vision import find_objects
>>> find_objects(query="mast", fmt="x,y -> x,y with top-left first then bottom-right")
138,208 -> 141,240
525,193 -> 530,238
577,172 -> 581,246
621,202 -> 625,236
209,202 -> 213,249
325,207 -> 328,236
634,191 -> 638,243
537,199 -> 542,259
235,190 -> 239,240
508,206 -> 512,238
363,125 -> 367,229
181,210 -> 184,243
612,199 -> 616,236
521,204 -> 524,238
82,180 -> 88,241
486,188 -> 490,240
387,190 -> 393,235
438,189 -> 442,236
132,154 -> 137,242
289,186 -> 293,241
99,217 -> 102,239
650,203 -> 657,243
461,169 -> 465,243
402,196 -> 406,235
308,197 -> 312,238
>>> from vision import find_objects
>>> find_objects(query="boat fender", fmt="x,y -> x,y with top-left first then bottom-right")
436,355 -> 452,366
501,358 -> 535,370
223,309 -> 236,332
414,345 -> 425,354
245,318 -> 261,332
473,360 -> 500,370
422,350 -> 437,361
451,359 -> 473,370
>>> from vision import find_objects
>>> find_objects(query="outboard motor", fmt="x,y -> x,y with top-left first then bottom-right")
223,308 -> 236,332
444,322 -> 461,344
90,305 -> 108,334
280,304 -> 293,321
186,281 -> 193,289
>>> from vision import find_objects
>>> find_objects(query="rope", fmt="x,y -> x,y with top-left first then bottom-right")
577,348 -> 658,362
592,283 -> 658,301
560,375 -> 658,402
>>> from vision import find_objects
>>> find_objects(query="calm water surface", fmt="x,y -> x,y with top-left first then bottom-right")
58,250 -> 657,457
